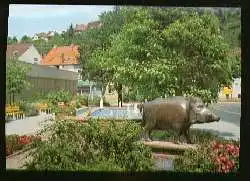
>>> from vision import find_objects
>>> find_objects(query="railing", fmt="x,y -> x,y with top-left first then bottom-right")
36,103 -> 52,114
6,104 -> 24,120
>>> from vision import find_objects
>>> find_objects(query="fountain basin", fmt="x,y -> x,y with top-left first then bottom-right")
90,107 -> 142,120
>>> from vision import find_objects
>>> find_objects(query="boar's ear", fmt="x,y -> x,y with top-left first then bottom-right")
189,97 -> 203,108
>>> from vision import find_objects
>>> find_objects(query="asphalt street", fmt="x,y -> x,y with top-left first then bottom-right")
210,102 -> 241,127
191,102 -> 240,140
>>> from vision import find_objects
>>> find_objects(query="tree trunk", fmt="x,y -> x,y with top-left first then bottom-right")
9,93 -> 12,105
117,84 -> 123,107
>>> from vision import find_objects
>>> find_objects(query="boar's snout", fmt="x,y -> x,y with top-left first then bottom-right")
215,115 -> 220,122
211,113 -> 220,122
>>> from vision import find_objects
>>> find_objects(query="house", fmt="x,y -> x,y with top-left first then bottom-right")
47,31 -> 55,39
74,21 -> 102,33
75,24 -> 88,33
87,21 -> 102,29
32,35 -> 39,41
32,32 -> 48,41
41,44 -> 81,78
6,43 -> 42,64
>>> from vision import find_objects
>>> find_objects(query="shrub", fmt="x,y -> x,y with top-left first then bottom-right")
25,119 -> 153,171
151,129 -> 220,144
88,96 -> 101,106
6,134 -> 42,156
47,90 -> 72,105
76,94 -> 88,106
6,134 -> 23,156
174,139 -> 240,173
19,101 -> 39,117
49,104 -> 76,116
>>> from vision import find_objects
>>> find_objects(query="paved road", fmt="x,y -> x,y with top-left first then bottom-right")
192,102 -> 240,141
210,102 -> 241,127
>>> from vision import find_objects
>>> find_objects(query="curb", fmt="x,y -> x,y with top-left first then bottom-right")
217,101 -> 241,104
7,147 -> 32,159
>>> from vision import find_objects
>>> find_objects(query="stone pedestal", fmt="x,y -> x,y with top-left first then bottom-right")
100,97 -> 103,108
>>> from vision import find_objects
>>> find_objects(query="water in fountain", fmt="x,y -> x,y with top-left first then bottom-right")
127,104 -> 131,119
110,109 -> 114,119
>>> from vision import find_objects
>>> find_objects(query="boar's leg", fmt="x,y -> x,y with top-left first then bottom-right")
183,129 -> 192,144
143,119 -> 155,142
144,128 -> 152,141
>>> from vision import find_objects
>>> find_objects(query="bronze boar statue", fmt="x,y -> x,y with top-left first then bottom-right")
140,96 -> 220,144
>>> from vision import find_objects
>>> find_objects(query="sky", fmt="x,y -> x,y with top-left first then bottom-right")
8,4 -> 114,39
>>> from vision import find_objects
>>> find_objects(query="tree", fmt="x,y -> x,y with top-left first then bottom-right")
21,35 -> 33,43
161,11 -> 232,103
80,7 -> 138,106
6,58 -> 31,104
93,8 -> 233,104
7,36 -> 18,44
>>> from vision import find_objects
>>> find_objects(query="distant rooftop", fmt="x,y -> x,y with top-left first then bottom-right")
6,43 -> 33,58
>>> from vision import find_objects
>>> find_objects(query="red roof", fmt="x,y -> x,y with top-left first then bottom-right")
41,44 -> 80,65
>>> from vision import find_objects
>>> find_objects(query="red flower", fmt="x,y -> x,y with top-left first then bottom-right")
6,145 -> 13,156
18,135 -> 31,145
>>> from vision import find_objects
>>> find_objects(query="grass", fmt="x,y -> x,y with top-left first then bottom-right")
151,129 -> 223,145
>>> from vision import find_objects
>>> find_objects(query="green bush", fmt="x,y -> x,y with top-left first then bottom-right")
88,96 -> 101,106
47,90 -> 72,105
6,134 -> 24,155
151,129 -> 220,144
151,129 -> 239,173
19,101 -> 39,117
76,94 -> 88,106
25,119 -> 153,171
174,139 -> 240,173
48,103 -> 76,116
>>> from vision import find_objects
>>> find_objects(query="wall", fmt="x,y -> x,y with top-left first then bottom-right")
59,64 -> 81,73
18,45 -> 42,64
6,63 -> 79,103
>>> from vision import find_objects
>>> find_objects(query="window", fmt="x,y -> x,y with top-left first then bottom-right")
34,58 -> 38,62
13,50 -> 18,57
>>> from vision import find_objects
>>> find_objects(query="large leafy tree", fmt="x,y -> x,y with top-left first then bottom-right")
80,7 -> 138,106
161,11 -> 232,103
92,8 -> 233,104
6,58 -> 31,104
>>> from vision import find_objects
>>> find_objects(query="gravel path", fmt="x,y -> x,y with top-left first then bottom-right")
5,114 -> 54,136
6,149 -> 34,169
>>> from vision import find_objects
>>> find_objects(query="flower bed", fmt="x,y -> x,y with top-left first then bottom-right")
6,134 -> 42,156
174,139 -> 239,173
211,141 -> 240,173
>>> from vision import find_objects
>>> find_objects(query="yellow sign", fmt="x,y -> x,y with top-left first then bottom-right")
58,102 -> 65,106
223,87 -> 232,95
